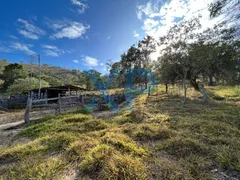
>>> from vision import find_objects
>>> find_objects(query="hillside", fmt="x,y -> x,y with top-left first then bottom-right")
0,86 -> 239,179
0,60 -> 85,87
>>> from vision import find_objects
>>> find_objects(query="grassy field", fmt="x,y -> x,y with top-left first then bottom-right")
0,86 -> 239,179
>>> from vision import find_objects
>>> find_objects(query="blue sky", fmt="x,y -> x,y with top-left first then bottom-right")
0,0 -> 216,74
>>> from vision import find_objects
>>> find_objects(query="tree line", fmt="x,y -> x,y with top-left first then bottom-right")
107,16 -> 239,102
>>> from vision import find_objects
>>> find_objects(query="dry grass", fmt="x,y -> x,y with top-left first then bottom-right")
0,85 -> 239,179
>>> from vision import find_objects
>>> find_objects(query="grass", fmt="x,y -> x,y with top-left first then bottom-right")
0,85 -> 239,179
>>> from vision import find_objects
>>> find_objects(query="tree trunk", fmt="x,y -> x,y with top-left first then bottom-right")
201,84 -> 207,102
183,79 -> 187,104
165,84 -> 168,94
190,78 -> 200,91
208,75 -> 214,86
144,76 -> 148,89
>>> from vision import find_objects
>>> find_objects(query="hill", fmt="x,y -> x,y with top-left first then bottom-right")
0,60 -> 87,94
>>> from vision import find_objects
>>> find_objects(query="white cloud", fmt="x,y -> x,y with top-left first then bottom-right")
0,46 -> 11,53
17,18 -> 45,40
73,60 -> 79,63
10,42 -> 36,55
18,30 -> 39,40
83,56 -> 99,67
137,0 -> 224,60
137,1 -> 160,20
42,44 -> 65,57
137,0 -> 222,38
143,18 -> 159,32
100,63 -> 104,66
133,31 -> 139,37
9,35 -> 18,40
46,19 -> 90,39
70,0 -> 88,14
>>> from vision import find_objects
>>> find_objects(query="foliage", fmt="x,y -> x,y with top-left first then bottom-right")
1,63 -> 27,90
0,61 -> 106,94
7,77 -> 49,94
83,69 -> 105,90
108,36 -> 156,89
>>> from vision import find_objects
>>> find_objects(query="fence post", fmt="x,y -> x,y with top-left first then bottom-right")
58,93 -> 62,114
81,95 -> 84,107
24,97 -> 32,123
148,86 -> 151,96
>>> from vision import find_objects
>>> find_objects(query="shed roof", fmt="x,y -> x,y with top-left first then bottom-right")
31,85 -> 87,92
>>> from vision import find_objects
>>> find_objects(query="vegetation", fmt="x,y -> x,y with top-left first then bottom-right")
0,61 -> 107,95
0,1 -> 239,179
0,86 -> 239,179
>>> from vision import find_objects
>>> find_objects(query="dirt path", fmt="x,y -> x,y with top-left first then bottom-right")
0,110 -> 55,146
0,121 -> 26,146
92,110 -> 118,119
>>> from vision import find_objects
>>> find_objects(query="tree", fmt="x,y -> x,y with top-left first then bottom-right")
0,59 -> 8,74
7,77 -> 49,94
154,56 -> 180,94
138,36 -> 156,88
108,62 -> 124,89
158,17 -> 202,103
209,0 -> 240,38
120,45 -> 142,88
83,70 -> 104,90
2,63 -> 27,90
156,16 -> 239,103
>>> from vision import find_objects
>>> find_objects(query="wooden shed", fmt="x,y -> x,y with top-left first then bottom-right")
31,85 -> 87,98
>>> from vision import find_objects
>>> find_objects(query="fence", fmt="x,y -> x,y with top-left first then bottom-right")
23,92 -> 127,123
24,95 -> 84,123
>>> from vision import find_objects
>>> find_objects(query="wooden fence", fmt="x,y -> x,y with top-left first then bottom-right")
24,93 -> 126,123
24,95 -> 84,123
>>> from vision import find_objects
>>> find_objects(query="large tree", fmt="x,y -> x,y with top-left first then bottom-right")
2,63 -> 27,90
138,36 -> 156,88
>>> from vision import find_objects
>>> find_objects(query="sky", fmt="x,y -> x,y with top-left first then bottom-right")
0,0 -> 217,74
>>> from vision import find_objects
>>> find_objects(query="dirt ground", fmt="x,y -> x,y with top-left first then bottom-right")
0,109 -> 57,146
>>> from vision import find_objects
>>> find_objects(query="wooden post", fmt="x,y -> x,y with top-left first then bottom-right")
24,97 -> 32,123
201,84 -> 207,102
68,87 -> 70,96
81,95 -> 84,107
148,86 -> 151,96
45,89 -> 48,104
58,93 -> 62,114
